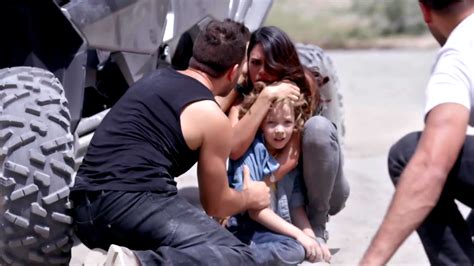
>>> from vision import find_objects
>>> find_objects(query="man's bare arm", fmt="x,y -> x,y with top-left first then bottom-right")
215,89 -> 239,113
360,103 -> 469,265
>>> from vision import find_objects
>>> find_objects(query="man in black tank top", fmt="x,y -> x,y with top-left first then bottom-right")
70,19 -> 270,265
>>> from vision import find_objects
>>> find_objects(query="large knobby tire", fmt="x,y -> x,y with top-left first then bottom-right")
0,67 -> 75,265
296,43 -> 345,144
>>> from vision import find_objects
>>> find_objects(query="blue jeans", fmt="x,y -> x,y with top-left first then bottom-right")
71,190 -> 256,265
227,215 -> 305,265
388,132 -> 474,265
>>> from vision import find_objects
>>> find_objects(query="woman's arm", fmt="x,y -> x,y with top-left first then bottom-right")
271,132 -> 301,182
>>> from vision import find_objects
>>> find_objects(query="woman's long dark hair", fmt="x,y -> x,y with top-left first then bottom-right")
246,26 -> 315,120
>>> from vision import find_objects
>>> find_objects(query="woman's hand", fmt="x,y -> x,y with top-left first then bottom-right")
296,233 -> 323,263
262,80 -> 300,102
273,132 -> 301,181
281,131 -> 301,163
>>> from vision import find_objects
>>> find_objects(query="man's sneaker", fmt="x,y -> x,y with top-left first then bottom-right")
104,244 -> 140,266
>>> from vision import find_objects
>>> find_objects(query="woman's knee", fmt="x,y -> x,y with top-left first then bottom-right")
329,183 -> 350,216
303,116 -> 338,149
388,132 -> 421,184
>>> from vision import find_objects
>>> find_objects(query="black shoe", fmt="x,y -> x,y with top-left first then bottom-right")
314,224 -> 329,243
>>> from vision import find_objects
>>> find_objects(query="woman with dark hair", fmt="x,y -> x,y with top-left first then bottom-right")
225,26 -> 350,263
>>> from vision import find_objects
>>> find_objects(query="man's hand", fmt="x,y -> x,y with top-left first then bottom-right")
242,165 -> 270,210
263,80 -> 300,102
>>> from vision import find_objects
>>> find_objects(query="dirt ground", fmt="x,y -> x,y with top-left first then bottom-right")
71,48 -> 443,265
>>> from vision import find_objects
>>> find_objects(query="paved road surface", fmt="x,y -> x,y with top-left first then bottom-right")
320,49 -> 434,265
70,48 -> 439,265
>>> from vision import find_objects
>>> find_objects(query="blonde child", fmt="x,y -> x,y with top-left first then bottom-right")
226,81 -> 327,264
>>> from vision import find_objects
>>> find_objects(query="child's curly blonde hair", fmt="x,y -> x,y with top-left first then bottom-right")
239,81 -> 309,132
237,66 -> 324,131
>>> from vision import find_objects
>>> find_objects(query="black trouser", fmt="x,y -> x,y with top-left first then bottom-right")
388,132 -> 474,265
70,190 -> 256,265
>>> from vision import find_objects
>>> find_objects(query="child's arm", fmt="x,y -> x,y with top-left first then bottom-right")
291,206 -> 331,263
290,206 -> 317,238
249,208 -> 302,238
248,208 -> 321,262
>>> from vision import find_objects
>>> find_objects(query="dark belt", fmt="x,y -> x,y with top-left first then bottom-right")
70,190 -> 107,206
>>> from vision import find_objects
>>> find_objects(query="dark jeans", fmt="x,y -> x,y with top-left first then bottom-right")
70,190 -> 256,265
226,215 -> 305,265
388,132 -> 474,265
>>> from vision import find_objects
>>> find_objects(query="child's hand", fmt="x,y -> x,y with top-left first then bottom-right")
296,233 -> 323,263
317,239 -> 332,263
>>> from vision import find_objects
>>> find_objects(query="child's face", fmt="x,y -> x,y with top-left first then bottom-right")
261,102 -> 295,152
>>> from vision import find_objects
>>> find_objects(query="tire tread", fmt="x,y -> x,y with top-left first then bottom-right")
0,67 -> 74,265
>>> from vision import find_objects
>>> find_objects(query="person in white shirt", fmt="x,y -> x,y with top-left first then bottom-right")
361,0 -> 474,265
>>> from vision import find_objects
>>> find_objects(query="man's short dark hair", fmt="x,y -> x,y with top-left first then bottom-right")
189,19 -> 250,78
419,0 -> 464,10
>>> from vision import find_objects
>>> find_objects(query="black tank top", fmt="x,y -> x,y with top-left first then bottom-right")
73,67 -> 215,193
